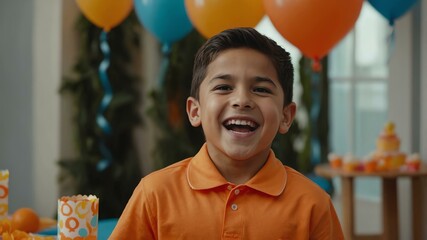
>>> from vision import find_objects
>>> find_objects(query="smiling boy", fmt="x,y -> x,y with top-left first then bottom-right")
110,28 -> 343,239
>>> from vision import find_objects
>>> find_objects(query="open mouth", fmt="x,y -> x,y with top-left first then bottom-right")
223,119 -> 259,133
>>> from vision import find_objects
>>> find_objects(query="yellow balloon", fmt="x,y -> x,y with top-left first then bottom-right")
76,0 -> 133,32
185,0 -> 265,39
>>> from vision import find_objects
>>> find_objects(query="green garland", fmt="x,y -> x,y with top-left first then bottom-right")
58,13 -> 142,219
147,30 -> 206,169
297,57 -> 330,173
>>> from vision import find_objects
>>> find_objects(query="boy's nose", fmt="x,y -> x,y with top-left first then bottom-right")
231,91 -> 254,109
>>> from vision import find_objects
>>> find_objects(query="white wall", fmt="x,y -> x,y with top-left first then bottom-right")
32,0 -> 62,217
0,0 -> 61,217
0,0 -> 35,213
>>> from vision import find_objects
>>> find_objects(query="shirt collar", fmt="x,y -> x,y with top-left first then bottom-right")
187,144 -> 287,196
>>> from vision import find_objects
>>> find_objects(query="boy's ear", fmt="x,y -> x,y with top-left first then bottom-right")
279,102 -> 296,134
186,97 -> 201,127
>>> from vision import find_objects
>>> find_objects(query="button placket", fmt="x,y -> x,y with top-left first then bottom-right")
222,186 -> 243,239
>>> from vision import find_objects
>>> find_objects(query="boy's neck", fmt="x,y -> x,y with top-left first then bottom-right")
207,146 -> 270,185
223,170 -> 257,185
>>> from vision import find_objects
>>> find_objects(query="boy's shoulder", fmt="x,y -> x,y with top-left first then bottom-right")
140,158 -> 192,190
283,165 -> 330,198
147,157 -> 192,177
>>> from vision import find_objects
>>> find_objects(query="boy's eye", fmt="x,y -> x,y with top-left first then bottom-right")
253,87 -> 272,94
213,85 -> 232,91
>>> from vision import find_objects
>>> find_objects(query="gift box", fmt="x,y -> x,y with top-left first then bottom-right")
58,195 -> 99,240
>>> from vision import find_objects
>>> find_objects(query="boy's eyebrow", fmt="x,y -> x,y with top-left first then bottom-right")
209,74 -> 232,81
209,74 -> 277,87
254,76 -> 277,87
206,74 -> 232,85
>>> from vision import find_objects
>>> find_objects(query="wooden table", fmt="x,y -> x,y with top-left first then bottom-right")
315,164 -> 427,240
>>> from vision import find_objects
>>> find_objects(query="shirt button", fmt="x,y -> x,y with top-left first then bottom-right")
234,189 -> 240,195
227,185 -> 233,190
231,203 -> 238,211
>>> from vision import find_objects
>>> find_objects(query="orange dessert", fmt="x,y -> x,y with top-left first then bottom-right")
362,154 -> 378,173
364,161 -> 377,172
328,153 -> 343,169
377,160 -> 388,172
376,122 -> 400,152
393,152 -> 406,169
373,122 -> 407,171
343,154 -> 360,172
406,153 -> 421,171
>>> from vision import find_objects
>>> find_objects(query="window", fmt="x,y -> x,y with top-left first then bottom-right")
329,2 -> 390,199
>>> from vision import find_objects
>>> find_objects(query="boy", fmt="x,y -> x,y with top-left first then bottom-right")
110,27 -> 343,239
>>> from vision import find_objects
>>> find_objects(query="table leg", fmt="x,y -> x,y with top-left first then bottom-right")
411,177 -> 422,240
382,178 -> 398,240
342,177 -> 354,240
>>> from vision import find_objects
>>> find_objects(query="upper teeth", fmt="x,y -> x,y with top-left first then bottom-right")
225,119 -> 256,128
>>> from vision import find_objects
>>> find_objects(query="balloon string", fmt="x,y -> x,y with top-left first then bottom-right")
310,71 -> 321,165
386,24 -> 396,64
157,44 -> 172,89
311,57 -> 322,72
97,31 -> 113,171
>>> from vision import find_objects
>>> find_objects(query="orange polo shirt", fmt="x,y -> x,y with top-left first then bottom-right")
110,144 -> 343,239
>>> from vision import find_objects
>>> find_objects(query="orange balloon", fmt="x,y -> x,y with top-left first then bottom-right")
185,0 -> 265,39
264,0 -> 363,60
75,0 -> 133,32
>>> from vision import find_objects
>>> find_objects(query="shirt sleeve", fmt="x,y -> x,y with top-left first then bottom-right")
109,180 -> 157,240
310,197 -> 344,240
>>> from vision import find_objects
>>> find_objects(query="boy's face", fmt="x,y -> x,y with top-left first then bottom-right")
187,48 -> 296,162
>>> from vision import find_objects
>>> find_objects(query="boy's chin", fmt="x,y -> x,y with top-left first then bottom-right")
222,145 -> 269,161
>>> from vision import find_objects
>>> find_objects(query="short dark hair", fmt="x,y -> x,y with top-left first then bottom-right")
190,27 -> 294,105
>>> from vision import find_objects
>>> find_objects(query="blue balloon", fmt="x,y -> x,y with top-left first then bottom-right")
134,0 -> 193,49
368,0 -> 418,25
